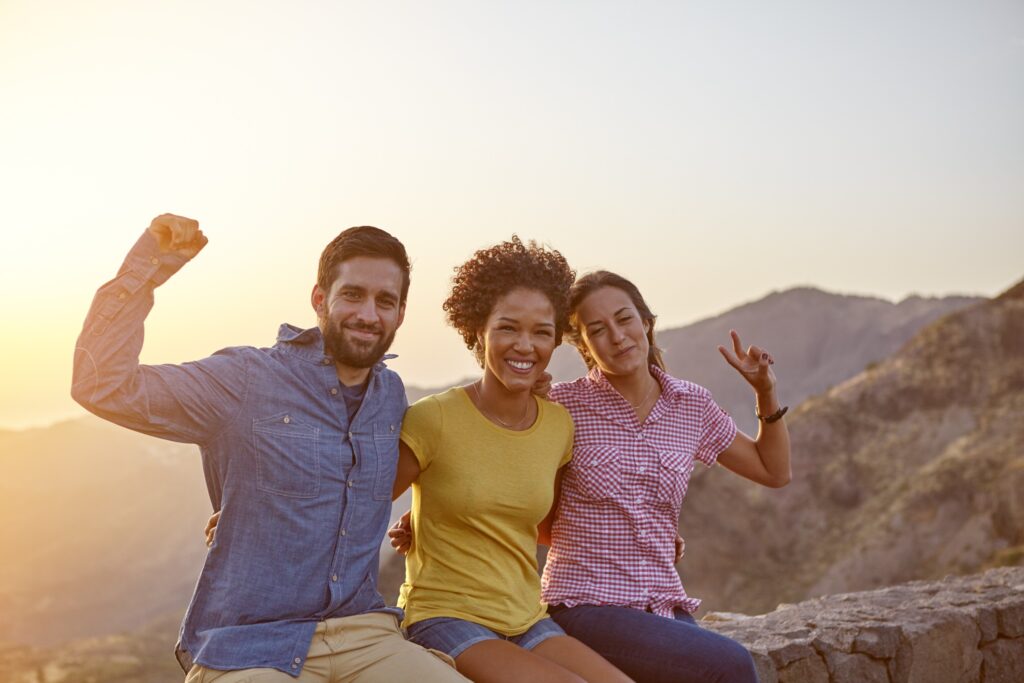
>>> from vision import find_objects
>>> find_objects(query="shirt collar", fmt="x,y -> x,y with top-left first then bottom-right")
586,364 -> 689,401
274,323 -> 397,369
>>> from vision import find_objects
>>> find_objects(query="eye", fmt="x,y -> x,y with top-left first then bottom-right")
589,327 -> 604,337
377,298 -> 396,309
341,291 -> 361,301
618,316 -> 632,324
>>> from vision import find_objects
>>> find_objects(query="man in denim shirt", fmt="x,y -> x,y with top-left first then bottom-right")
72,214 -> 467,682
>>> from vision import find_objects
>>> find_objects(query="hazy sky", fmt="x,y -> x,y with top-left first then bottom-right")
2,0 -> 1022,429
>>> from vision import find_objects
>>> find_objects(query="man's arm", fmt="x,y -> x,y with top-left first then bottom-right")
71,214 -> 247,444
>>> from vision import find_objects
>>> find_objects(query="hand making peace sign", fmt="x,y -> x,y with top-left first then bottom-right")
717,329 -> 776,395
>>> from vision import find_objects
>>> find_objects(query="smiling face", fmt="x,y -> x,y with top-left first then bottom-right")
311,256 -> 406,372
575,285 -> 652,379
477,287 -> 558,394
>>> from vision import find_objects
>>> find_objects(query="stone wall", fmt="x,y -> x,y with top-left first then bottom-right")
702,566 -> 1024,683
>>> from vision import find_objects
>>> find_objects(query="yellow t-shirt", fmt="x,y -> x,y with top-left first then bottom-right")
398,387 -> 573,635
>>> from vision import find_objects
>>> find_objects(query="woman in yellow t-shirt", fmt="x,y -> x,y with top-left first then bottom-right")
390,238 -> 632,683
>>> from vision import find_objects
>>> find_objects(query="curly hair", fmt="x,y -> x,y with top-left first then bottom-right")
444,236 -> 576,365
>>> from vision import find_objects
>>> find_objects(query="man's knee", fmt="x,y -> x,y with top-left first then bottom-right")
184,665 -> 294,683
368,640 -> 467,682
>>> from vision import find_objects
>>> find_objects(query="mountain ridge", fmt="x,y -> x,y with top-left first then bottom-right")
678,277 -> 1024,614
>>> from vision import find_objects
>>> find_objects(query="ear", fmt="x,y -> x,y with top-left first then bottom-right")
311,284 -> 326,316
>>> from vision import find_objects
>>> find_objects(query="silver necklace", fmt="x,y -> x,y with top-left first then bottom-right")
470,382 -> 529,428
628,379 -> 659,410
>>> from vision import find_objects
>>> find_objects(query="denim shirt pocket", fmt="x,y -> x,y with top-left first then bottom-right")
252,412 -> 321,498
372,421 -> 400,501
567,445 -> 622,501
655,450 -> 693,507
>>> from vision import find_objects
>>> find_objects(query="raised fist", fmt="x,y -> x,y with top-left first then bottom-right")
148,213 -> 207,259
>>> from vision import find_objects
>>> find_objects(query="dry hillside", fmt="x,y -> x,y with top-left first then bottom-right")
680,279 -> 1024,615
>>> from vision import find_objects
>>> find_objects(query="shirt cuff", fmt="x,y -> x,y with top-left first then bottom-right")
119,229 -> 190,289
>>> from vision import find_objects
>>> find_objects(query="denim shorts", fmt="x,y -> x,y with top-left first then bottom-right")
406,615 -> 566,659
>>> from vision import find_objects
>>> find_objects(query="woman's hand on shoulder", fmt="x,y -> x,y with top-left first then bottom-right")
717,329 -> 776,394
531,371 -> 553,398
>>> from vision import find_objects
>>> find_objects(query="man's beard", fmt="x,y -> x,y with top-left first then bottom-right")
321,319 -> 397,369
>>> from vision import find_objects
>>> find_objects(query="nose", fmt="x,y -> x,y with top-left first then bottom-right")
609,324 -> 626,345
513,331 -> 534,353
354,297 -> 378,323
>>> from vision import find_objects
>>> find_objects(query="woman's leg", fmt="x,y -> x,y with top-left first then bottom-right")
551,605 -> 757,683
455,638 -> 631,683
532,635 -> 634,683
409,615 -> 631,683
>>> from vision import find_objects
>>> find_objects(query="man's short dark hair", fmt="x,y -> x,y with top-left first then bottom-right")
317,226 -> 411,303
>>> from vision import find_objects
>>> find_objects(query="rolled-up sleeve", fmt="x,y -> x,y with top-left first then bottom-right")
72,230 -> 248,444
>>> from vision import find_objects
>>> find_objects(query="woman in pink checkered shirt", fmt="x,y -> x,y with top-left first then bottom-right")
538,270 -> 791,683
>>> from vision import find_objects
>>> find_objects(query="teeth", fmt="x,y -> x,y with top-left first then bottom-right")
507,360 -> 534,370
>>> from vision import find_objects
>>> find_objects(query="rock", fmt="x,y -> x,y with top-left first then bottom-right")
976,606 -> 999,643
749,651 -> 779,683
896,613 -> 981,683
996,600 -> 1024,638
703,567 -> 1024,683
981,638 -> 1024,683
768,641 -> 818,669
702,611 -> 752,623
822,651 -> 888,683
852,624 -> 901,658
777,652 -> 829,683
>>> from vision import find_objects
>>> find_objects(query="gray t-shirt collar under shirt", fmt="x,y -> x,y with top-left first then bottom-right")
339,377 -> 368,423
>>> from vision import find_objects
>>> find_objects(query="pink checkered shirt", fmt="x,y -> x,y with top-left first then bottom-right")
541,365 -> 737,617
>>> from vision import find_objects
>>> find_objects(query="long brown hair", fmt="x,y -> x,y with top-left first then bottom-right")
567,271 -> 666,371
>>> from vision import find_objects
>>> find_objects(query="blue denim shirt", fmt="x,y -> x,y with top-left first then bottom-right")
71,231 -> 406,677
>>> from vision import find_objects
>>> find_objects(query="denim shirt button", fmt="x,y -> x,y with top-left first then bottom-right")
331,574 -> 338,582
330,387 -> 338,395
340,529 -> 346,537
346,480 -> 354,488
283,416 -> 291,424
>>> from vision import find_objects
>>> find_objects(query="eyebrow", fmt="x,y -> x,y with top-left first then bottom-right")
337,285 -> 400,301
497,316 -> 555,328
584,307 -> 631,327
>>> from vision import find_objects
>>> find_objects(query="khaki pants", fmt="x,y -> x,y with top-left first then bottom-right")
185,612 -> 467,683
